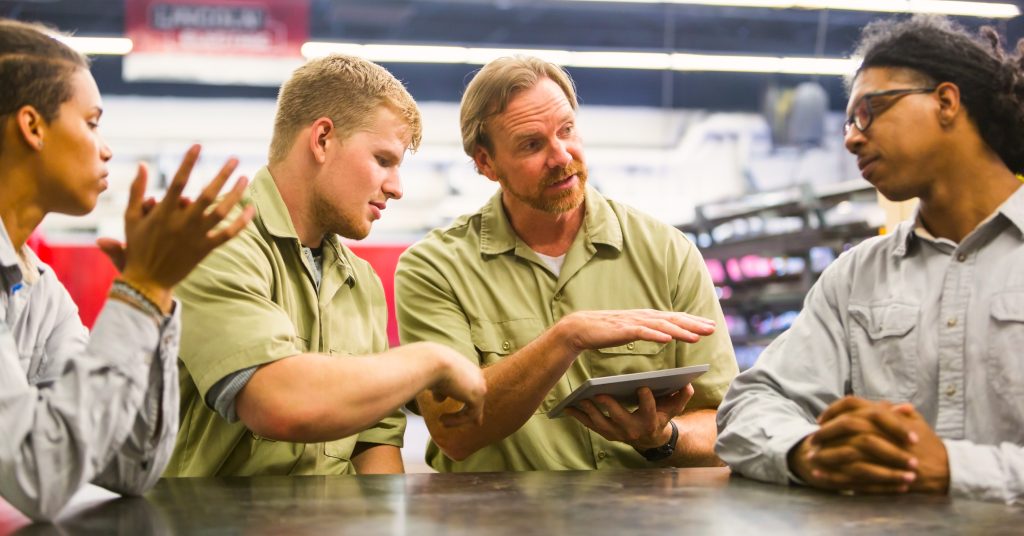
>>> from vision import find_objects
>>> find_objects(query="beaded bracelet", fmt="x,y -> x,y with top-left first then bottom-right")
110,278 -> 165,321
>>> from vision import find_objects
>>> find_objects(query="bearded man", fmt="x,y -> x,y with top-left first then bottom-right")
395,56 -> 738,472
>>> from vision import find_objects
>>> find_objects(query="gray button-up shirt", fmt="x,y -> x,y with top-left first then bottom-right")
716,185 -> 1024,504
0,219 -> 180,521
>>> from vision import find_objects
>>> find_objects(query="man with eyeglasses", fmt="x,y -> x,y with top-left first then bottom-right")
715,15 -> 1024,504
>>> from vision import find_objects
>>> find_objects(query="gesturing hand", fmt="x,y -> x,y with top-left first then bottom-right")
96,144 -> 255,312
428,345 -> 488,428
559,309 -> 716,354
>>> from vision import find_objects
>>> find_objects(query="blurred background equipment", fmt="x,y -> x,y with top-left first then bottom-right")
4,0 -> 1020,370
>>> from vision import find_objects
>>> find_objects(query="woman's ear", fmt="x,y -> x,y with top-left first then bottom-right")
14,104 -> 46,151
935,81 -> 961,128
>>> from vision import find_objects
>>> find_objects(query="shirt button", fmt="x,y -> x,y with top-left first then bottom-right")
597,451 -> 607,460
946,317 -> 957,327
553,292 -> 563,301
626,342 -> 636,350
946,384 -> 957,397
956,253 -> 967,262
501,340 -> 511,351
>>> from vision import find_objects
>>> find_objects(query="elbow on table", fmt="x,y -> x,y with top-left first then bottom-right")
431,433 -> 479,462
2,480 -> 75,523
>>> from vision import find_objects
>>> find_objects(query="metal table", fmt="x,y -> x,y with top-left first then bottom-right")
2,468 -> 1022,535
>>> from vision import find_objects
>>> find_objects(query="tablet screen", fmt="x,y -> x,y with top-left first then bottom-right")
546,364 -> 710,419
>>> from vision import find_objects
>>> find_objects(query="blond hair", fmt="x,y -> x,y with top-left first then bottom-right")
269,54 -> 422,163
459,55 -> 577,158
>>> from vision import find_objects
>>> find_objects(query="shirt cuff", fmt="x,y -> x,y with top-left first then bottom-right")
769,421 -> 820,486
943,439 -> 1012,503
90,298 -> 161,377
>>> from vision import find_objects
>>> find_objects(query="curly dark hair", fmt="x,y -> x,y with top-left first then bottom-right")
852,15 -> 1024,174
0,18 -> 89,152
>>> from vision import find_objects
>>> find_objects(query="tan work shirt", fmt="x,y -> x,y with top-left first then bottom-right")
396,186 -> 737,472
166,167 -> 404,477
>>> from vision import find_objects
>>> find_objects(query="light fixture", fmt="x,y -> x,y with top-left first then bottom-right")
54,36 -> 134,55
303,41 -> 860,76
561,0 -> 1020,19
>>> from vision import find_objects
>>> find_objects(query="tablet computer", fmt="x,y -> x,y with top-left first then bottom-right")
546,364 -> 710,419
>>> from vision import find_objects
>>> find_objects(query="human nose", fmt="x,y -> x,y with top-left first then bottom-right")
99,137 -> 113,162
843,124 -> 865,155
546,138 -> 572,168
383,169 -> 403,200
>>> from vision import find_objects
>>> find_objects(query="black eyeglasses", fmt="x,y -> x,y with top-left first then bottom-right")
843,87 -> 937,135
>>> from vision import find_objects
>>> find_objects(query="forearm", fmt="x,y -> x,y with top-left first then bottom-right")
0,301 -> 158,521
93,318 -> 180,496
237,342 -> 453,443
667,409 -> 723,467
351,443 -> 404,474
422,323 -> 578,461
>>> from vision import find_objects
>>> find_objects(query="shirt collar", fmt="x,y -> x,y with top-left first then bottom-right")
250,166 -> 356,287
998,182 -> 1024,235
0,215 -> 26,293
478,184 -> 623,255
892,183 -> 1024,257
251,167 -> 301,241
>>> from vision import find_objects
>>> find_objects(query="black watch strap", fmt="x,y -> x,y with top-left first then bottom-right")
640,420 -> 678,462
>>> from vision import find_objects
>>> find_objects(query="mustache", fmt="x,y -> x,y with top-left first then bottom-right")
542,161 -> 586,186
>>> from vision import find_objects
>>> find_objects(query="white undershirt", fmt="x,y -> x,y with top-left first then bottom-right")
534,251 -> 567,277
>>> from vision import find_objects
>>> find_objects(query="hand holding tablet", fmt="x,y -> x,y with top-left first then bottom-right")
547,364 -> 710,419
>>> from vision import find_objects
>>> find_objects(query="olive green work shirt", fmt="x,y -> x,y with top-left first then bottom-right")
395,186 -> 738,472
165,167 -> 404,477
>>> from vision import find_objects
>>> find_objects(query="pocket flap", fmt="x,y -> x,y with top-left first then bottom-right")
992,292 -> 1024,322
470,318 -> 545,354
848,302 -> 918,340
594,340 -> 666,355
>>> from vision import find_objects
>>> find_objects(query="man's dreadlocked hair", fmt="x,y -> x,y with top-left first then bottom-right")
852,15 -> 1024,174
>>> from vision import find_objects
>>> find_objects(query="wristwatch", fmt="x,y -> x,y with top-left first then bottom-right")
640,420 -> 679,462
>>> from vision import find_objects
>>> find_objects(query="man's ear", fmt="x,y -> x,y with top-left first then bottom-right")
308,117 -> 335,164
473,146 -> 498,183
935,81 -> 962,128
15,105 -> 46,151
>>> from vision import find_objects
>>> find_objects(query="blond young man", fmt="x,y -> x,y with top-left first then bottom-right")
165,55 -> 485,477
396,56 -> 738,472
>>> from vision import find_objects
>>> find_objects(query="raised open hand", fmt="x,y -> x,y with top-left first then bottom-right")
96,144 -> 255,312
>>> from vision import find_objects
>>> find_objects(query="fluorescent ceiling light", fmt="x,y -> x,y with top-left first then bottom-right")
303,41 -> 859,75
54,36 -> 134,55
562,0 -> 1021,18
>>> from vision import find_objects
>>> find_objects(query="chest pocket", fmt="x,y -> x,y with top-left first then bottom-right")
988,292 -> 1024,412
847,301 -> 919,402
584,341 -> 670,378
470,318 -> 545,365
470,318 -> 554,413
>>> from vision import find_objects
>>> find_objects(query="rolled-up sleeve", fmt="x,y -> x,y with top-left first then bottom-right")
0,292 -> 175,521
715,261 -> 851,485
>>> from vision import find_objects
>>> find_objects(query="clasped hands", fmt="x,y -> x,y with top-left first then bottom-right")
789,396 -> 950,495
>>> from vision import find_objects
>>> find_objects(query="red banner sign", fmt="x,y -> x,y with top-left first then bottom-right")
124,0 -> 309,85
126,0 -> 309,57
